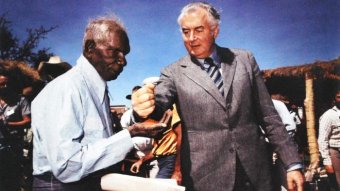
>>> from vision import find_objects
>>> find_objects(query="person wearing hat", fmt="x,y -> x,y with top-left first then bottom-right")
121,85 -> 153,161
120,85 -> 158,178
127,77 -> 183,184
37,56 -> 72,83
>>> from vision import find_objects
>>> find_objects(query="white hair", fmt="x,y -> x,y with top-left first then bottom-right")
177,2 -> 221,30
83,15 -> 127,50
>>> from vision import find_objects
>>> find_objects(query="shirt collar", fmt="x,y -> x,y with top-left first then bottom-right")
76,54 -> 107,103
196,45 -> 221,69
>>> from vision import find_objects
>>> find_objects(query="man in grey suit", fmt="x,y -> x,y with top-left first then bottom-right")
132,2 -> 304,191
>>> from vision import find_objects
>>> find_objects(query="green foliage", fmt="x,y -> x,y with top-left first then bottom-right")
0,14 -> 57,68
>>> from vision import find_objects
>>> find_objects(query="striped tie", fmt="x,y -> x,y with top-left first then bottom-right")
204,57 -> 224,96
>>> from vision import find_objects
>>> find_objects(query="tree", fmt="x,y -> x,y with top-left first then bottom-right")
0,14 -> 57,68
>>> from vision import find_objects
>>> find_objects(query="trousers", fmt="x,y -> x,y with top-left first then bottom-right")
32,172 -> 101,191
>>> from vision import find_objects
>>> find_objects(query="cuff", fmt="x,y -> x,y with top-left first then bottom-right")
286,163 -> 304,172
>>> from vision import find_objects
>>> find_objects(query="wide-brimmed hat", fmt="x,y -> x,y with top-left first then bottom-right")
126,85 -> 142,100
39,56 -> 72,69
38,56 -> 72,82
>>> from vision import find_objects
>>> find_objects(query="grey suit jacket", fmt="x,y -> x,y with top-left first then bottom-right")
153,46 -> 301,191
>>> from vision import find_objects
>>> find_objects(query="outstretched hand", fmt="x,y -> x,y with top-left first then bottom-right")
128,109 -> 172,138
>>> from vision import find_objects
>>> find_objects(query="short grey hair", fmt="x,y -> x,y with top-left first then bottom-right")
177,2 -> 221,30
83,15 -> 127,50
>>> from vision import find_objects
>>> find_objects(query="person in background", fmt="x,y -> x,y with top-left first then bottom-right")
131,103 -> 182,185
37,56 -> 72,84
120,85 -> 158,178
132,2 -> 304,191
0,60 -> 32,191
271,96 -> 298,191
31,15 -> 168,191
318,88 -> 340,190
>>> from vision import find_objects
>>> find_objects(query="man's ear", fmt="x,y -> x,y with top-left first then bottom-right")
213,26 -> 219,39
84,40 -> 96,57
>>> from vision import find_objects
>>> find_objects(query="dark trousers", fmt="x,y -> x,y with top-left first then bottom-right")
233,155 -> 256,191
156,154 -> 176,179
0,144 -> 21,191
32,163 -> 122,191
32,172 -> 101,191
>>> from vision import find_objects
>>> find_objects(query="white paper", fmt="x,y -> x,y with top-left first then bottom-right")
101,173 -> 185,191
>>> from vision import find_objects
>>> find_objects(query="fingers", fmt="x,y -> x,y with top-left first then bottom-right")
130,164 -> 139,174
324,165 -> 334,173
287,170 -> 305,191
171,171 -> 183,185
159,109 -> 173,124
128,122 -> 167,137
132,84 -> 156,118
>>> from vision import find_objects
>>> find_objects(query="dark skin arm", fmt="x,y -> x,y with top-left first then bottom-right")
130,151 -> 155,174
7,115 -> 31,127
171,122 -> 182,185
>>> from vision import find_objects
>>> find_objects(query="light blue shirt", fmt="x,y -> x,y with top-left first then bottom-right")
32,54 -> 133,183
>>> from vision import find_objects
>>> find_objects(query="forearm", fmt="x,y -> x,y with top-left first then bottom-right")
140,152 -> 155,163
173,123 -> 182,172
48,130 -> 133,183
7,115 -> 31,127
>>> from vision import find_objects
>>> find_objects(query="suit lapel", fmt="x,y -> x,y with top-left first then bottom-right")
217,46 -> 237,100
180,56 -> 227,109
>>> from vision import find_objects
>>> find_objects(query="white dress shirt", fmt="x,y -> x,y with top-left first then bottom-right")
272,99 -> 296,132
318,106 -> 340,165
32,55 -> 133,183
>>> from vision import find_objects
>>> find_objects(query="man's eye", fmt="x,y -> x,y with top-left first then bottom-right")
196,28 -> 204,33
182,29 -> 189,34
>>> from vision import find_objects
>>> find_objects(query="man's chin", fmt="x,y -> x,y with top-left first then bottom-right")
106,72 -> 120,81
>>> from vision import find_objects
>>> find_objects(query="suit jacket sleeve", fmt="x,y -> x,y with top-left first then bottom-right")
247,52 -> 301,168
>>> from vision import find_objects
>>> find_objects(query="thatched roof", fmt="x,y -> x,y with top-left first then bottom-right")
261,57 -> 339,119
262,58 -> 340,80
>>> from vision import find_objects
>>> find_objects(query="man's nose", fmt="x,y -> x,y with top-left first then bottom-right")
189,31 -> 196,41
117,52 -> 127,66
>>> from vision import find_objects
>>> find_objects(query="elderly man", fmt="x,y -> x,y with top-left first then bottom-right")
132,2 -> 304,191
31,16 -> 167,191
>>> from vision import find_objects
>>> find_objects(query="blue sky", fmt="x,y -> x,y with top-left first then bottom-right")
1,0 -> 339,106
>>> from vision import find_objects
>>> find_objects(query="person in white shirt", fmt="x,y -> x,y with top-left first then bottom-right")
271,98 -> 298,191
318,89 -> 340,190
31,15 -> 167,191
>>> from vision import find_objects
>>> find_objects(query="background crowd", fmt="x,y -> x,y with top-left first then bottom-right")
0,1 -> 339,191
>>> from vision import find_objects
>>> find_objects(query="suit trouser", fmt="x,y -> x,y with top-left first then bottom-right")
329,148 -> 340,190
233,155 -> 256,191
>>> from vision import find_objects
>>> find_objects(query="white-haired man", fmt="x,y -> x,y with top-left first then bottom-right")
31,16 -> 167,191
132,2 -> 304,191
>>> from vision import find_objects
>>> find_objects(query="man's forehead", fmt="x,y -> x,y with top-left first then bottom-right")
180,12 -> 209,28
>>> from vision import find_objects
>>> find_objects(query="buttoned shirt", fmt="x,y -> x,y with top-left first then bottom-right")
32,54 -> 133,183
318,106 -> 340,165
